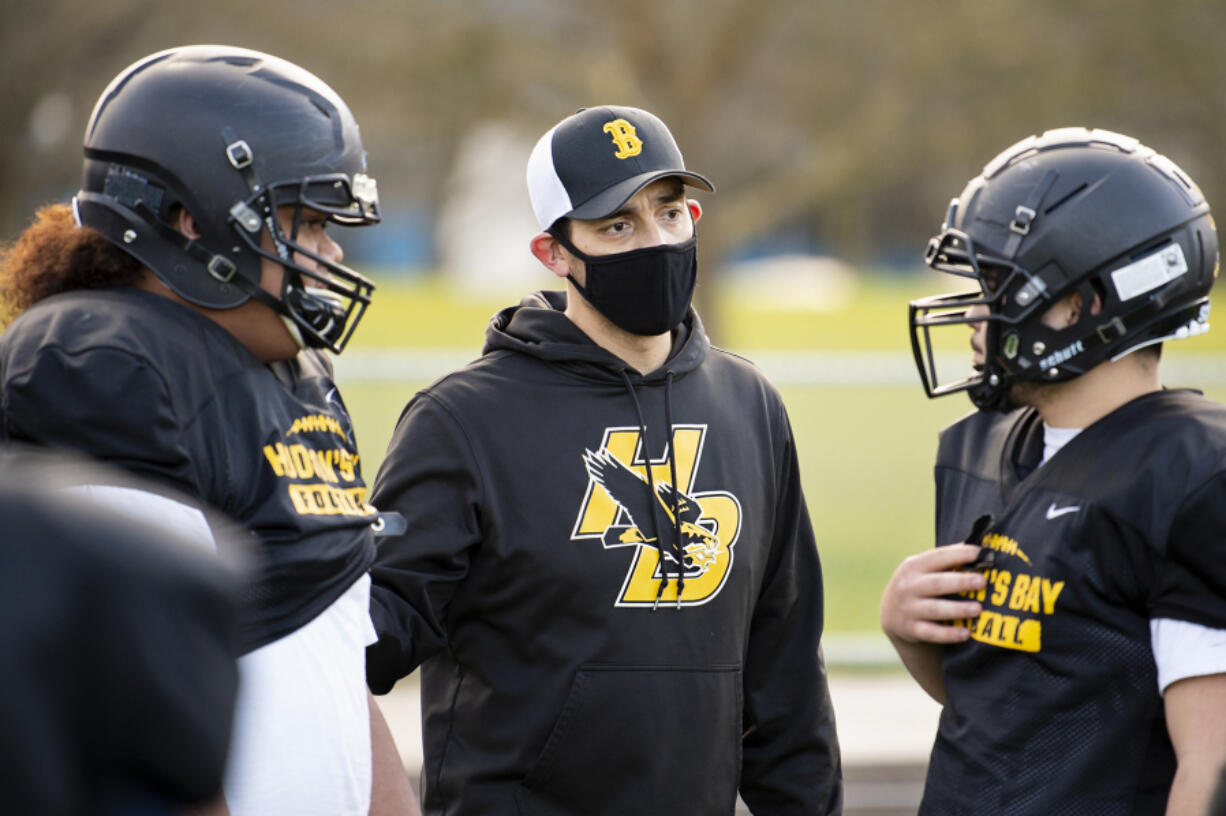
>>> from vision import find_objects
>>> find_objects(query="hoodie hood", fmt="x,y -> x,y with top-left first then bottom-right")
482,290 -> 710,382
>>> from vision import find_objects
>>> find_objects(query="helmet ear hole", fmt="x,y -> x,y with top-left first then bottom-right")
171,206 -> 201,240
1089,277 -> 1108,303
1089,278 -> 1109,314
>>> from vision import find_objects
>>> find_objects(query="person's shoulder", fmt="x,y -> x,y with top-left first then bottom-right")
12,286 -> 180,324
1150,388 -> 1226,427
4,287 -> 229,362
707,345 -> 766,373
0,289 -> 253,450
1,290 -> 172,398
704,346 -> 785,393
1091,389 -> 1226,457
940,404 -> 1024,437
418,350 -> 524,401
937,406 -> 1031,467
1111,389 -> 1226,475
371,354 -> 503,435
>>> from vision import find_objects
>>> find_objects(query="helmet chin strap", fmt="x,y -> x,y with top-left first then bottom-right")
242,278 -> 313,348
281,314 -> 308,350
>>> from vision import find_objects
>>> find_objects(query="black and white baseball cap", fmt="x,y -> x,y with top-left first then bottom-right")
526,105 -> 714,231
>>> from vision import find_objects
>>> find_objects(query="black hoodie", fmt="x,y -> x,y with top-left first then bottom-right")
368,292 -> 842,815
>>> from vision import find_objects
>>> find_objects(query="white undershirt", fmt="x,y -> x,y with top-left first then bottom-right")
1041,424 -> 1083,467
63,484 -> 215,550
1042,423 -> 1226,692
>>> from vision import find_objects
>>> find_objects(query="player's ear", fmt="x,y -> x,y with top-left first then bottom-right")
1044,290 -> 1084,329
687,199 -> 702,225
530,233 -> 571,280
174,207 -> 203,240
1067,290 -> 1085,324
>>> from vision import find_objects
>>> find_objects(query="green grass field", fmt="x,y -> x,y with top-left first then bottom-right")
340,273 -> 1226,634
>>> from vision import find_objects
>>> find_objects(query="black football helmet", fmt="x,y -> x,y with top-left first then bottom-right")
74,45 -> 380,354
910,128 -> 1218,410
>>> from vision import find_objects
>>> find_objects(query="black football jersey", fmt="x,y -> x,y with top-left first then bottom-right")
0,288 -> 376,652
921,389 -> 1226,815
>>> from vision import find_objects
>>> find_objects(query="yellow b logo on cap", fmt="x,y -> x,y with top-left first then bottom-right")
603,119 -> 643,159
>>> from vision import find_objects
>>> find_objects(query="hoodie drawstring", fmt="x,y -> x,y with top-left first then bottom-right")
663,371 -> 684,607
618,369 -> 686,611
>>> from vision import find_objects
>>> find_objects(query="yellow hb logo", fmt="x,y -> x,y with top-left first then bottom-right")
572,425 -> 741,608
602,119 -> 643,159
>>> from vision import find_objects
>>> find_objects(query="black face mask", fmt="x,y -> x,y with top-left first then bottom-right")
550,230 -> 698,336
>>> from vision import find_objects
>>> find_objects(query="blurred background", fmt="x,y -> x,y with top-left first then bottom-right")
5,1 -> 1226,811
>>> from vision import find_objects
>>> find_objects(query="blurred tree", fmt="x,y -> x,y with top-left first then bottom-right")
3,0 -> 1225,289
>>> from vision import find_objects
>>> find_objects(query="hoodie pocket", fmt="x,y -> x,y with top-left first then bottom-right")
515,664 -> 742,816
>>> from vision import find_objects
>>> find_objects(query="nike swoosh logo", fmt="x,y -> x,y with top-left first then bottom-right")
1046,502 -> 1080,520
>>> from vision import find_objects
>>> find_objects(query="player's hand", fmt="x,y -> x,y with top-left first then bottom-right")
880,544 -> 988,645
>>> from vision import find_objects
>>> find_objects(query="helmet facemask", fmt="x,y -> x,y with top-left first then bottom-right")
910,227 -> 1044,410
226,172 -> 380,354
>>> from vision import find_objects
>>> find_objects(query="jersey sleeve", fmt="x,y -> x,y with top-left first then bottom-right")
739,406 -> 843,814
365,391 -> 484,694
1152,470 -> 1226,630
2,345 -> 198,494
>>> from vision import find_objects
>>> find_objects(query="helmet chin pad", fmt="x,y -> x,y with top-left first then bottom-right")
252,276 -> 360,354
284,285 -> 348,351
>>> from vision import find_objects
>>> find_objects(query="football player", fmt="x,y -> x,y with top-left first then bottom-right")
0,46 -> 417,815
883,128 -> 1226,813
364,105 -> 843,815
0,448 -> 239,815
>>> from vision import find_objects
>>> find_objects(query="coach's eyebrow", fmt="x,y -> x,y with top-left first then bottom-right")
653,180 -> 687,205
602,181 -> 688,222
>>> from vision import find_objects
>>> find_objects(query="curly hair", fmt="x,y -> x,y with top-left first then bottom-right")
0,204 -> 143,325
